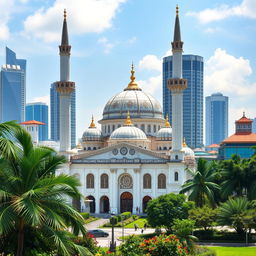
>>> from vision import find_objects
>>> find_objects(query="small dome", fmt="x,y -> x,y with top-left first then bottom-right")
156,114 -> 172,140
110,112 -> 147,141
182,139 -> 194,157
82,117 -> 102,141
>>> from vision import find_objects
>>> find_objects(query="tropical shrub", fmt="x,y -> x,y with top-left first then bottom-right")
146,193 -> 194,231
121,211 -> 132,220
189,206 -> 217,230
119,235 -> 143,256
80,212 -> 90,219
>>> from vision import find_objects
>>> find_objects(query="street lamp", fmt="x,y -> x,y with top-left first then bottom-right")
121,215 -> 125,242
109,212 -> 116,253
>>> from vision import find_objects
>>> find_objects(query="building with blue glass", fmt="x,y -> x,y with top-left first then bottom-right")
206,93 -> 228,146
163,54 -> 204,148
26,102 -> 48,141
0,47 -> 26,123
50,83 -> 76,148
219,113 -> 256,160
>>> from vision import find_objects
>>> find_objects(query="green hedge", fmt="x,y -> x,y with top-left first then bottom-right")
121,212 -> 132,220
80,212 -> 90,219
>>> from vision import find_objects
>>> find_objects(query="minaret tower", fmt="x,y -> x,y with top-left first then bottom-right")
168,5 -> 187,160
56,9 -> 75,152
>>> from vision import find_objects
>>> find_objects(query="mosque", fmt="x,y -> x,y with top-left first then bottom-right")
56,7 -> 195,214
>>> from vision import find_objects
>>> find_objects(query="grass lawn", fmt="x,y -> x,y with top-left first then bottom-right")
125,217 -> 148,228
211,246 -> 256,256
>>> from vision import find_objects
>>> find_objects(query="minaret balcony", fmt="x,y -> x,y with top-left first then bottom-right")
59,45 -> 71,55
56,81 -> 75,94
171,41 -> 183,51
167,78 -> 187,92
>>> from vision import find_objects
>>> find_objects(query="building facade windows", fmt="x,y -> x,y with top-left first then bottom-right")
86,174 -> 94,188
158,174 -> 166,189
143,174 -> 151,189
174,172 -> 179,181
100,174 -> 109,189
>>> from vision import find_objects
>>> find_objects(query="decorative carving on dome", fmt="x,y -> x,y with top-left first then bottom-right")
120,174 -> 133,189
120,147 -> 128,155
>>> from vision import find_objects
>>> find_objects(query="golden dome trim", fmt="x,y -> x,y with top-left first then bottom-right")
124,64 -> 141,91
89,115 -> 96,128
124,111 -> 133,126
183,137 -> 187,147
165,114 -> 171,128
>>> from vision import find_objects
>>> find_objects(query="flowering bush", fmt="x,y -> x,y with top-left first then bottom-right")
72,233 -> 98,254
140,234 -> 189,256
119,234 -> 189,256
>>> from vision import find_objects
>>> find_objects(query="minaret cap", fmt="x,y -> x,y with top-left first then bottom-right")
64,9 -> 67,20
89,116 -> 96,128
183,137 -> 187,147
165,114 -> 171,128
176,4 -> 179,16
124,64 -> 141,91
124,111 -> 133,126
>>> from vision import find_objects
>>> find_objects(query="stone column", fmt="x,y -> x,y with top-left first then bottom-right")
133,168 -> 141,214
110,168 -> 118,214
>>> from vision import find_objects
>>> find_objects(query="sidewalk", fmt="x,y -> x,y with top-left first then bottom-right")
85,218 -> 109,230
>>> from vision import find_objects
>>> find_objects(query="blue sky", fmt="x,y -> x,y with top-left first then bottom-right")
0,0 -> 255,143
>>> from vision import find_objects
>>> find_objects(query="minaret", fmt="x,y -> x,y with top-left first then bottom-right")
56,9 -> 75,152
168,5 -> 187,159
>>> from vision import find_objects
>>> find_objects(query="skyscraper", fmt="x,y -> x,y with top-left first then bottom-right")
252,118 -> 256,133
0,47 -> 26,123
163,55 -> 204,148
26,102 -> 49,141
50,83 -> 76,148
205,93 -> 228,146
51,10 -> 76,150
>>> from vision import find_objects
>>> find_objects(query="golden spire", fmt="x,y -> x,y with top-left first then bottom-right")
165,114 -> 171,128
183,137 -> 187,147
89,115 -> 96,128
125,63 -> 140,90
64,9 -> 67,20
124,111 -> 133,126
176,4 -> 179,16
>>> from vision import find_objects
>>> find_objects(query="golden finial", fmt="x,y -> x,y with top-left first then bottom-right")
125,63 -> 140,90
64,9 -> 67,20
176,4 -> 179,16
183,137 -> 187,147
124,111 -> 133,126
165,114 -> 171,128
89,115 -> 96,128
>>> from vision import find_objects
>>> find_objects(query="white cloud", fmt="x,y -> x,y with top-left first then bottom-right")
139,54 -> 162,72
205,48 -> 256,97
127,36 -> 137,45
187,0 -> 256,24
0,0 -> 14,40
98,37 -> 117,54
31,95 -> 50,105
23,0 -> 127,42
138,75 -> 162,96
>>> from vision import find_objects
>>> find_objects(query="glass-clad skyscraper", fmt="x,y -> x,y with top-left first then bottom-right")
206,93 -> 228,146
26,102 -> 49,141
0,47 -> 26,123
50,83 -> 76,148
163,55 -> 204,148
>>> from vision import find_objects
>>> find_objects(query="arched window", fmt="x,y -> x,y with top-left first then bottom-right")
100,174 -> 109,189
174,172 -> 179,181
147,125 -> 151,133
86,174 -> 94,188
143,174 -> 151,189
163,146 -> 167,150
93,147 -> 96,150
175,155 -> 178,160
153,125 -> 156,133
158,174 -> 166,189
112,125 -> 115,131
118,124 -> 121,128
141,124 -> 145,131
108,125 -> 110,133
88,147 -> 91,150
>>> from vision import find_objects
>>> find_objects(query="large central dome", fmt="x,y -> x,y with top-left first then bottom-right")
102,65 -> 163,121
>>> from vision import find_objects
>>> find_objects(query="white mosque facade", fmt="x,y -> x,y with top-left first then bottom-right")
55,7 -> 195,214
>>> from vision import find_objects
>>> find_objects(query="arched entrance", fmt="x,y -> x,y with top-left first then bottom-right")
87,195 -> 95,213
72,197 -> 81,212
100,196 -> 110,213
142,196 -> 152,213
120,192 -> 133,213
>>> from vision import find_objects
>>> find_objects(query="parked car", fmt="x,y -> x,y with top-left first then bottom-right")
88,229 -> 109,238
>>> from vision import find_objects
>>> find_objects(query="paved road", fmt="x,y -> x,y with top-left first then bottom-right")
85,218 -> 109,230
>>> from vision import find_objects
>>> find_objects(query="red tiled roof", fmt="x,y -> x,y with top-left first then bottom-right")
236,116 -> 252,123
206,144 -> 220,148
20,120 -> 45,125
222,133 -> 256,144
208,150 -> 218,154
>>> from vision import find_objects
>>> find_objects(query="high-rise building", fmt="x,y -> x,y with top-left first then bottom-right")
0,47 -> 26,123
26,102 -> 49,141
50,83 -> 76,148
163,54 -> 204,148
252,118 -> 256,133
50,10 -> 76,150
205,93 -> 228,146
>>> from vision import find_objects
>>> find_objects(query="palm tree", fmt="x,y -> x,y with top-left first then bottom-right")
0,128 -> 92,256
180,158 -> 220,207
217,197 -> 249,234
220,155 -> 247,199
